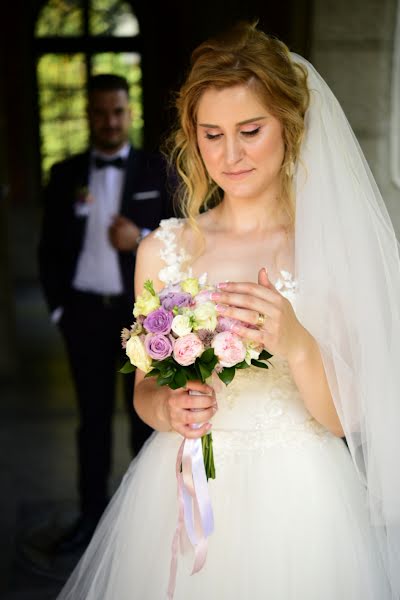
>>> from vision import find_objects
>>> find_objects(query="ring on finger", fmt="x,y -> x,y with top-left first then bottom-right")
256,312 -> 267,327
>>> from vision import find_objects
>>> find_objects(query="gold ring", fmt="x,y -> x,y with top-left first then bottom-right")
256,312 -> 266,327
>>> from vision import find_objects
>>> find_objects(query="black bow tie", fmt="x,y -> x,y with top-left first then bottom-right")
94,156 -> 126,169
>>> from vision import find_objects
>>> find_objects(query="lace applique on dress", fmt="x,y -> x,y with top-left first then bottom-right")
275,270 -> 297,303
155,218 -> 193,285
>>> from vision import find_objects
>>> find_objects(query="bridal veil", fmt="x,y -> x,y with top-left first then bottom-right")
293,55 -> 400,597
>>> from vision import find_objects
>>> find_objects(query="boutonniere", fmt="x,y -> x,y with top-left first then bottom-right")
74,185 -> 95,217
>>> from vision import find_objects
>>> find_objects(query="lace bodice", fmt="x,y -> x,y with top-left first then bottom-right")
156,218 -> 331,454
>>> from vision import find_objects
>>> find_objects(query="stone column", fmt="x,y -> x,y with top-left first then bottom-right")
311,0 -> 400,233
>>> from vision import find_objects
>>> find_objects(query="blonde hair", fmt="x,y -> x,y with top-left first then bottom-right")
168,22 -> 310,229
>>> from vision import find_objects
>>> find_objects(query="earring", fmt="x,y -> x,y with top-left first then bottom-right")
285,160 -> 295,178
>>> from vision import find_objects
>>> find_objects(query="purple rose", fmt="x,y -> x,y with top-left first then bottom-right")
159,284 -> 182,299
145,333 -> 173,361
161,292 -> 192,311
143,307 -> 173,334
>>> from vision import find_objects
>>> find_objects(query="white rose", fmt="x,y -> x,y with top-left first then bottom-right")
193,301 -> 217,331
126,336 -> 152,373
171,314 -> 192,337
245,342 -> 262,365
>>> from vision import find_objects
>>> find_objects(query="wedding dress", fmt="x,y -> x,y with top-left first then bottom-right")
57,218 -> 391,600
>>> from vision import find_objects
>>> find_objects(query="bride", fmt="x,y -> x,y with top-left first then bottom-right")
57,22 -> 400,599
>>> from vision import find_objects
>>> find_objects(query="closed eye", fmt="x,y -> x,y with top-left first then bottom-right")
241,127 -> 260,137
205,132 -> 223,140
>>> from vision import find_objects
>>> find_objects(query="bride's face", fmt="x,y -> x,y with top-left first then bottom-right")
196,84 -> 285,202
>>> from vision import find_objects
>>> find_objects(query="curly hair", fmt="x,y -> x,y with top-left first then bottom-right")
167,21 -> 310,229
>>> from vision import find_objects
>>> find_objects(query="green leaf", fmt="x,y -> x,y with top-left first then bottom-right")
201,348 -> 216,364
235,360 -> 250,369
157,375 -> 174,386
251,359 -> 269,369
185,366 -> 200,381
119,361 -> 136,374
144,370 -> 157,379
198,361 -> 212,382
259,349 -> 273,360
172,369 -> 187,389
168,379 -> 182,390
144,279 -> 156,296
217,367 -> 236,385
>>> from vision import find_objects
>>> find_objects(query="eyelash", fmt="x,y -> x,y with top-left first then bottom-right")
205,127 -> 261,140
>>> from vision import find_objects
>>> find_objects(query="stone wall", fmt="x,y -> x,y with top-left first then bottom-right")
311,0 -> 400,233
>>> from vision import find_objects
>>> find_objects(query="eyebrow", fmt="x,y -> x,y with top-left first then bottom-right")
197,116 -> 267,128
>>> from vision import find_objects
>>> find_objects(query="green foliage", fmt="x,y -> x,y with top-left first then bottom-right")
36,0 -> 83,37
119,360 -> 135,374
143,280 -> 156,296
36,0 -> 143,181
145,349 -> 219,390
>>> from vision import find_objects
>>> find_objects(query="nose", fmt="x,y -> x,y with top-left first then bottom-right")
224,135 -> 244,166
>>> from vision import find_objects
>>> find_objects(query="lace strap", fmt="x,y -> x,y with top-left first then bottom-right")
154,218 -> 192,285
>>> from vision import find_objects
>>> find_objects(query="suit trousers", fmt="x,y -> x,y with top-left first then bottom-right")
59,290 -> 152,519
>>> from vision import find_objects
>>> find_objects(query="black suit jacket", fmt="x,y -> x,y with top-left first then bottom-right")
38,146 -> 174,312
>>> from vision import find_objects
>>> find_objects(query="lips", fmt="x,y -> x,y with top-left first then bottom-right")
223,169 -> 254,179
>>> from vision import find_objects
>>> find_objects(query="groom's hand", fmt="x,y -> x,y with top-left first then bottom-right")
109,215 -> 140,251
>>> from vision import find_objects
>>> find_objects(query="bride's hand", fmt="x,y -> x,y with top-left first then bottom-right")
211,268 -> 308,361
163,380 -> 217,439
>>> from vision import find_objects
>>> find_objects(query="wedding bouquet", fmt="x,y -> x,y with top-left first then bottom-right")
120,276 -> 271,479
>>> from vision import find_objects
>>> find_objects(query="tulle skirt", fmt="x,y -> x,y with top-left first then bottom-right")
57,429 -> 391,599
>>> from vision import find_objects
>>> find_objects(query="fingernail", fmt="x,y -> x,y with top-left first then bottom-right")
217,282 -> 228,289
211,293 -> 221,301
215,303 -> 227,312
205,423 -> 212,431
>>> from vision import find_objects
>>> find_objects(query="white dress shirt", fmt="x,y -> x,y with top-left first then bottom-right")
72,143 -> 131,296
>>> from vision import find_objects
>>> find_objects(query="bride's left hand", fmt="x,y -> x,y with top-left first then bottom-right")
211,267 -> 308,361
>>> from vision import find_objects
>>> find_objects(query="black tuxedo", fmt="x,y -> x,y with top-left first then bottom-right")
38,146 -> 174,520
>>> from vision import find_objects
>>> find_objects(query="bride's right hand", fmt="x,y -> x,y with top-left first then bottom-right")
164,380 -> 217,439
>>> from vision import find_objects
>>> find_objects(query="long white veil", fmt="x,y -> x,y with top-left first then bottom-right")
293,55 -> 400,597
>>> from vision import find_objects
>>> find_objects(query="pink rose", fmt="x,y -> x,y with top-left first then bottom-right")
173,333 -> 204,366
212,331 -> 246,367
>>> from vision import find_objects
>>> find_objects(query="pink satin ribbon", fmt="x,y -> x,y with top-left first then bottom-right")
167,435 -> 214,599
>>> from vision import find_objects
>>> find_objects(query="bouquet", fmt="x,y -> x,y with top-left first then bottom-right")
120,276 -> 272,480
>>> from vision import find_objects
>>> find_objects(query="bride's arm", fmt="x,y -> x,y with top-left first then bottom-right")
132,234 -> 217,437
285,330 -> 345,437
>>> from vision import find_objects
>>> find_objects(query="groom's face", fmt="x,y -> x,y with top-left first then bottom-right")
88,89 -> 131,153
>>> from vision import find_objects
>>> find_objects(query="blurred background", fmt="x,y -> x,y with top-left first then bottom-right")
0,0 -> 399,598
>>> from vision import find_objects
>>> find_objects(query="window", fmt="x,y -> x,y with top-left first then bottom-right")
35,0 -> 142,180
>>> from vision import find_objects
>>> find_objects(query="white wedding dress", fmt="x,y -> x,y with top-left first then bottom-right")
58,219 -> 391,599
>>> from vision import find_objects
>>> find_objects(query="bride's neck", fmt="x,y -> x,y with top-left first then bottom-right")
212,194 -> 289,235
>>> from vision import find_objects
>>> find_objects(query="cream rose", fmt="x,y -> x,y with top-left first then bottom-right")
133,289 -> 160,318
245,342 -> 262,365
171,314 -> 193,337
181,277 -> 199,296
125,335 -> 153,373
193,301 -> 217,331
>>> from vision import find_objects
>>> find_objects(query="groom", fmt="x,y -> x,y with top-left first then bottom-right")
38,74 -> 173,552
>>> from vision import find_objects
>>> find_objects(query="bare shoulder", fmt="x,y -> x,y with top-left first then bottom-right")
134,229 -> 165,294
